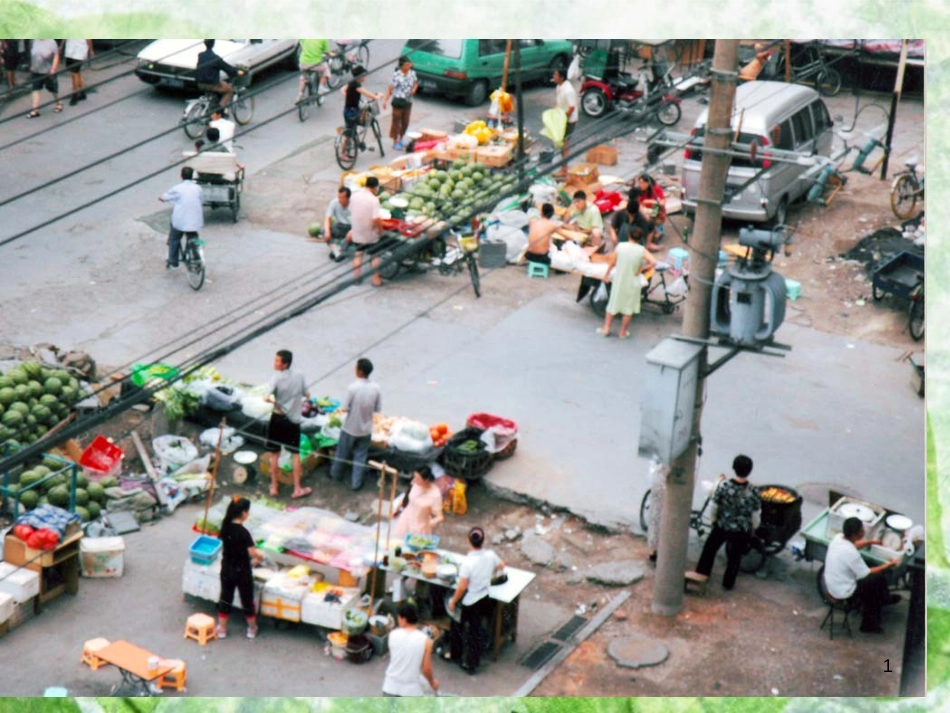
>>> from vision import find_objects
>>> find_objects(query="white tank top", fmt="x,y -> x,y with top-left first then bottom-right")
382,627 -> 428,696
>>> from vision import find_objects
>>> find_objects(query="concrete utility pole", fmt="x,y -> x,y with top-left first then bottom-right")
652,39 -> 740,616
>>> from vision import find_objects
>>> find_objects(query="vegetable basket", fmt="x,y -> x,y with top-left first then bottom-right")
441,427 -> 493,481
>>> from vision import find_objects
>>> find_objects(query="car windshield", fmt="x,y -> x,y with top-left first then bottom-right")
405,39 -> 463,59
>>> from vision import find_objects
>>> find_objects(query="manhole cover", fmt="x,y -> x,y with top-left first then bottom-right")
607,635 -> 669,669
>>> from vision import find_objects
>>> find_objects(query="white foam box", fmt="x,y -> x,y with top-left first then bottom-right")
260,575 -> 308,622
80,536 -> 126,578
0,591 -> 13,624
9,596 -> 36,630
826,497 -> 886,540
0,562 -> 40,603
301,586 -> 361,630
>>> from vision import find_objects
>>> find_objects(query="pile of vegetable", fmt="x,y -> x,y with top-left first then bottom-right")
4,455 -> 112,521
11,522 -> 60,550
0,360 -> 85,447
456,439 -> 483,454
429,423 -> 452,447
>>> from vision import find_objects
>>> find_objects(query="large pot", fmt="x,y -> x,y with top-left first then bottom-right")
756,484 -> 803,545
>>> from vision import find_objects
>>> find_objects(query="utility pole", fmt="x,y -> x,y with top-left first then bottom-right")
514,40 -> 525,183
880,39 -> 908,180
652,40 -> 740,616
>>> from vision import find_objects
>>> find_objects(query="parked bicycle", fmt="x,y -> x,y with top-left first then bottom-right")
890,157 -> 925,220
370,226 -> 481,298
324,40 -> 371,90
171,232 -> 206,291
640,475 -> 723,542
775,41 -> 844,97
334,98 -> 384,170
182,73 -> 254,140
434,229 -> 481,298
297,66 -> 325,122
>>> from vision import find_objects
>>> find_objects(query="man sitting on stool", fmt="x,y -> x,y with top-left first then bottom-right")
824,516 -> 903,634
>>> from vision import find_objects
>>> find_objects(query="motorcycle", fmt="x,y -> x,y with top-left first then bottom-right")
580,62 -> 682,126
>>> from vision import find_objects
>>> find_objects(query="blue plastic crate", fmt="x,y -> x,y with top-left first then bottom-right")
189,535 -> 222,566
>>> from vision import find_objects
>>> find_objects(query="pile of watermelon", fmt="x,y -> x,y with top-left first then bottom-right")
0,360 -> 84,447
5,455 -> 114,522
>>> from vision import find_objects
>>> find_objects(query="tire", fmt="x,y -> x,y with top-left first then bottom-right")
231,189 -> 240,223
768,196 -> 789,229
467,254 -> 481,298
298,82 -> 313,122
639,489 -> 651,532
327,65 -> 343,90
739,542 -> 767,574
335,130 -> 358,171
182,101 -> 208,139
909,294 -> 925,341
232,93 -> 254,125
816,68 -> 842,97
377,250 -> 400,281
464,80 -> 489,107
657,100 -> 681,127
372,119 -> 385,158
581,88 -> 609,118
186,243 -> 205,291
356,42 -> 370,69
890,174 -> 918,220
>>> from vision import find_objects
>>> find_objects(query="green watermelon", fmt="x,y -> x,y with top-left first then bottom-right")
7,368 -> 28,386
29,379 -> 46,397
99,475 -> 119,489
2,410 -> 23,428
19,489 -> 39,510
19,469 -> 40,487
22,361 -> 42,379
378,191 -> 392,202
32,405 -> 52,425
44,377 -> 63,396
74,488 -> 89,507
48,485 -> 70,507
86,501 -> 101,520
76,471 -> 89,489
307,223 -> 322,237
75,505 -> 90,523
87,482 -> 105,503
0,377 -> 12,390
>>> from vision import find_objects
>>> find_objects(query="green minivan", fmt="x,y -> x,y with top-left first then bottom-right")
401,39 -> 574,106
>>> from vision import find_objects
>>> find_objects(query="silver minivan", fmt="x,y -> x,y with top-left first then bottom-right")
681,81 -> 834,226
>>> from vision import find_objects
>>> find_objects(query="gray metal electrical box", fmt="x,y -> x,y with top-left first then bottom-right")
638,339 -> 704,464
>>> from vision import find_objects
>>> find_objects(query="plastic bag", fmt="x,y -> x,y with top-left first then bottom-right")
152,435 -> 199,474
594,282 -> 609,302
199,426 -> 236,447
203,384 -> 244,411
466,413 -> 518,453
567,54 -> 582,82
278,448 -> 293,471
241,391 -> 274,421
389,420 -> 434,454
450,480 -> 467,515
170,453 -> 211,478
540,108 -> 568,149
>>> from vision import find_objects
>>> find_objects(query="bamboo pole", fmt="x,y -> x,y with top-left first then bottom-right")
201,417 -> 227,533
784,40 -> 792,83
501,39 -> 513,92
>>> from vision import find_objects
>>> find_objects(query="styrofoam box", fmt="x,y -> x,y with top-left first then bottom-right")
300,586 -> 361,630
181,558 -> 270,610
260,575 -> 308,622
9,597 -> 35,630
0,592 -> 13,624
80,536 -> 126,578
0,562 -> 40,603
826,497 -> 886,540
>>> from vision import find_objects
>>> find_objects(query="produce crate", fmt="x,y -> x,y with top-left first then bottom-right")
568,163 -> 600,185
478,240 -> 508,269
444,147 -> 475,162
189,535 -> 222,566
474,145 -> 513,168
79,435 -> 124,480
441,428 -> 493,481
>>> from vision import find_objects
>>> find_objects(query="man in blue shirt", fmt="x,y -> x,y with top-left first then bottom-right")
196,39 -> 244,113
159,166 -> 204,268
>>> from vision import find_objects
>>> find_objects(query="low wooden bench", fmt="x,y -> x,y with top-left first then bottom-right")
684,571 -> 709,596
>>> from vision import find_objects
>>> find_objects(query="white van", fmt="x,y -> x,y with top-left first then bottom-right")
681,81 -> 834,226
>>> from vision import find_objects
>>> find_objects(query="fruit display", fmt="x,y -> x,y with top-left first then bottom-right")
428,423 -> 452,448
0,360 -> 84,447
3,455 -> 108,515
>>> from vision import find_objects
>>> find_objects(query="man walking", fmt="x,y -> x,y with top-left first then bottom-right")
331,358 -> 381,491
346,176 -> 385,286
265,350 -> 311,499
553,67 -> 578,168
159,166 -> 204,269
692,454 -> 762,590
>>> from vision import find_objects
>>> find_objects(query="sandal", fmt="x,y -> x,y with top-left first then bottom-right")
26,110 -> 40,119
53,103 -> 64,113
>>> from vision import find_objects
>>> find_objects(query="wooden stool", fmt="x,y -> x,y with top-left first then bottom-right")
157,659 -> 187,691
184,613 -> 217,645
81,638 -> 111,670
684,571 -> 709,596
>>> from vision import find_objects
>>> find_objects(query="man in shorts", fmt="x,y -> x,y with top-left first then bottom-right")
346,175 -> 385,286
265,350 -> 311,499
195,39 -> 245,114
553,67 -> 578,168
63,39 -> 93,105
297,38 -> 331,103
26,39 -> 61,118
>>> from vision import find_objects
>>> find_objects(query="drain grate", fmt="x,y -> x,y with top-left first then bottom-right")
519,641 -> 562,670
550,615 -> 587,642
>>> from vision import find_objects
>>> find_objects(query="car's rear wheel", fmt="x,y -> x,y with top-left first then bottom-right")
465,80 -> 489,107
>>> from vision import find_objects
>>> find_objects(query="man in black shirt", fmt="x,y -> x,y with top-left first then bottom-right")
608,187 -> 654,250
196,39 -> 244,113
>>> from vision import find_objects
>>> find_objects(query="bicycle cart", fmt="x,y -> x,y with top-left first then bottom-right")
870,249 -> 924,341
183,151 -> 245,223
739,484 -> 803,574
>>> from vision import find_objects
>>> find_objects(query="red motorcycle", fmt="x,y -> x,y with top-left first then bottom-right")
580,69 -> 682,125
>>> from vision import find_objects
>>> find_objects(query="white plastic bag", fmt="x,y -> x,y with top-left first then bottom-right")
242,393 -> 274,421
594,282 -> 609,302
200,426 -> 236,447
278,448 -> 293,471
389,420 -> 433,454
666,275 -> 688,297
152,435 -> 199,474
170,453 -> 212,478
567,54 -> 582,82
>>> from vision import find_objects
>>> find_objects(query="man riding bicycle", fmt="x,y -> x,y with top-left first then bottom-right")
159,166 -> 204,269
196,39 -> 245,114
297,39 -> 331,102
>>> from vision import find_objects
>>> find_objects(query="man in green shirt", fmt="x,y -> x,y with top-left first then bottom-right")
298,39 -> 330,102
566,190 -> 604,248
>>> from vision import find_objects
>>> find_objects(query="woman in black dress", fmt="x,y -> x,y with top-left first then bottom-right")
2,40 -> 20,90
216,497 -> 264,639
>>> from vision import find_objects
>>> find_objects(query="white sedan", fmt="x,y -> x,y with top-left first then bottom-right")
135,39 -> 299,90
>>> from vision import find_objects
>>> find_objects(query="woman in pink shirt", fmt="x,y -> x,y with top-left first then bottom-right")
392,466 -> 445,539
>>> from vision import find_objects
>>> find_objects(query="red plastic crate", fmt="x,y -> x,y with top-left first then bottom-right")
79,435 -> 124,479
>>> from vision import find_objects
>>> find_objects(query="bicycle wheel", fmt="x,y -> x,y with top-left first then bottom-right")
298,80 -> 313,122
186,241 -> 205,291
890,174 -> 919,219
467,253 -> 481,298
356,42 -> 370,69
816,67 -> 842,97
230,187 -> 241,223
639,489 -> 651,532
183,101 -> 208,139
909,293 -> 925,341
335,129 -> 358,171
377,249 -> 401,281
232,93 -> 254,125
327,56 -> 344,89
739,541 -> 767,574
372,119 -> 385,158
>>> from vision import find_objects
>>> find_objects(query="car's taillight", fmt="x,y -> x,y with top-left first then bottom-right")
760,135 -> 771,168
444,70 -> 468,80
684,128 -> 697,160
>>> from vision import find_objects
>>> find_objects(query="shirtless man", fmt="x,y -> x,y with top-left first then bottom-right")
525,203 -> 561,265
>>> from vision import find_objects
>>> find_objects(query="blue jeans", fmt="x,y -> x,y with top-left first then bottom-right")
168,228 -> 198,267
330,430 -> 371,490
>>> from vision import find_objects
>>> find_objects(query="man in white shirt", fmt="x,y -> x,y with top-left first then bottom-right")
264,349 -> 311,499
159,166 -> 204,268
824,516 -> 902,633
553,67 -> 579,166
330,357 -> 382,490
346,176 -> 385,286
63,39 -> 93,105
209,110 -> 236,151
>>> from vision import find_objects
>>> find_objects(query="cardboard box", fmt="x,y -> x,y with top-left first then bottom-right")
474,145 -> 513,168
418,128 -> 448,142
586,145 -> 619,166
80,536 -> 126,578
444,146 -> 475,162
564,180 -> 602,200
568,163 -> 600,184
0,563 -> 40,603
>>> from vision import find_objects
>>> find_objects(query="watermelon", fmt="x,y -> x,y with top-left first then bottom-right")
87,501 -> 101,520
44,377 -> 63,396
378,191 -> 392,202
75,506 -> 90,523
99,475 -> 119,489
19,489 -> 39,510
0,387 -> 13,406
307,223 -> 322,237
7,368 -> 28,386
22,361 -> 42,379
2,410 -> 23,428
87,482 -> 105,503
48,485 -> 70,507
74,488 -> 89,507
19,470 -> 41,487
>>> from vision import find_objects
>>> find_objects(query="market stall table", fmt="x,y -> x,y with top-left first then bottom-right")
381,552 -> 535,660
3,527 -> 83,613
94,640 -> 176,697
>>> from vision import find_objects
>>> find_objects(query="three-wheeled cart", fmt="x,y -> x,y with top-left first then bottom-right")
183,151 -> 245,223
871,249 -> 924,341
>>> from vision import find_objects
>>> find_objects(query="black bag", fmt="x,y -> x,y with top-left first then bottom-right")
391,97 -> 411,110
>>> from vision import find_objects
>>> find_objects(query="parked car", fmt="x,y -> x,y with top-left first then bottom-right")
402,39 -> 574,106
681,81 -> 834,226
135,39 -> 298,90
